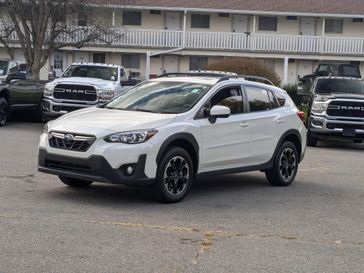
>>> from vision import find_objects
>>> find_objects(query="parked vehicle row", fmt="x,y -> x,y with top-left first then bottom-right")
0,62 -> 139,126
38,72 -> 307,203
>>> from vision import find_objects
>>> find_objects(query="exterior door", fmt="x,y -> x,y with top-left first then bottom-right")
163,55 -> 179,73
300,17 -> 315,36
165,11 -> 181,30
199,85 -> 251,172
244,85 -> 283,165
232,15 -> 248,33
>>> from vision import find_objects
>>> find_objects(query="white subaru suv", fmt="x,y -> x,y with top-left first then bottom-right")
38,72 -> 307,203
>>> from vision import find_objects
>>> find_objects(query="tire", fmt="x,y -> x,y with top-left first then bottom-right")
265,141 -> 299,187
307,130 -> 318,147
58,176 -> 93,188
0,97 -> 9,127
154,146 -> 194,203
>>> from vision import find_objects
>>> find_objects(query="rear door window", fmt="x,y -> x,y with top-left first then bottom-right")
245,86 -> 271,112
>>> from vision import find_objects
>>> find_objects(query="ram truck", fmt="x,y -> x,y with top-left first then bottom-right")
307,77 -> 364,146
42,63 -> 138,121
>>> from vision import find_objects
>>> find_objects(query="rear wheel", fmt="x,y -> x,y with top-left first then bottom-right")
154,147 -> 194,203
265,141 -> 299,186
58,176 -> 93,188
0,97 -> 8,127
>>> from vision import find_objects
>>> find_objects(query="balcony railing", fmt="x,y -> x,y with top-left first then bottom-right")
2,26 -> 364,56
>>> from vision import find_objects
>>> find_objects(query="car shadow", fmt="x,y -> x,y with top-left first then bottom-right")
316,139 -> 364,151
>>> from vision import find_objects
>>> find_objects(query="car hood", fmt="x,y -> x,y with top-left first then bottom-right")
51,77 -> 118,89
49,107 -> 177,137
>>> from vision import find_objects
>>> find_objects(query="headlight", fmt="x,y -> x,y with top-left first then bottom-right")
104,130 -> 157,144
44,85 -> 54,97
99,90 -> 115,101
311,101 -> 328,115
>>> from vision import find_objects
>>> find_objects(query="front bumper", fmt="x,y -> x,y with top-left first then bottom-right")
309,115 -> 364,140
41,99 -> 100,119
38,148 -> 154,186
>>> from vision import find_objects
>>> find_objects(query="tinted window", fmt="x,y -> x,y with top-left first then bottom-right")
315,79 -> 364,95
106,81 -> 211,114
268,91 -> 279,108
246,86 -> 271,112
63,65 -> 118,81
275,92 -> 286,107
206,86 -> 243,115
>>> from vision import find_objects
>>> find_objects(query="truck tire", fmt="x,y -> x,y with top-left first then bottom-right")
58,176 -> 93,188
0,97 -> 8,127
265,141 -> 299,187
307,130 -> 318,147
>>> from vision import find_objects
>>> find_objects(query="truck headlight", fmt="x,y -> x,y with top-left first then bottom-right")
311,101 -> 328,115
99,90 -> 115,101
44,85 -> 54,97
104,130 -> 157,144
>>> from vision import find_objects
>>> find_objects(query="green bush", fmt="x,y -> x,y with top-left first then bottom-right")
204,57 -> 281,86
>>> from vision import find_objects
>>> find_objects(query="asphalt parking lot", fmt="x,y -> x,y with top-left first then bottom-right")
0,122 -> 363,273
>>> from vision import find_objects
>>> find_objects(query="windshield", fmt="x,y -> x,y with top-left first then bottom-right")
106,81 -> 211,114
0,60 -> 9,76
63,65 -> 118,81
316,79 -> 364,95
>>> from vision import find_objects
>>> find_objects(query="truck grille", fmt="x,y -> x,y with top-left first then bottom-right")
54,84 -> 97,102
49,132 -> 96,152
327,100 -> 364,118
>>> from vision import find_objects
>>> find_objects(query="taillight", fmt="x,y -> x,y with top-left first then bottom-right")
297,111 -> 305,122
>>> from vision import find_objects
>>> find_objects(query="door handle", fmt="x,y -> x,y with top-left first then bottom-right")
240,122 -> 250,128
276,118 -> 285,124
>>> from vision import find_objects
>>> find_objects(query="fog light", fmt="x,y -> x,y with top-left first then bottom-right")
53,105 -> 61,112
311,118 -> 324,128
127,166 -> 134,175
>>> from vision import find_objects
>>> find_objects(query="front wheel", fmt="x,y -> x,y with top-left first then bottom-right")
154,147 -> 194,203
58,176 -> 93,188
265,141 -> 299,186
0,97 -> 9,127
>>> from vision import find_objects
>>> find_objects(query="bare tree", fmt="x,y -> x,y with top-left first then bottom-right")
0,0 -> 120,80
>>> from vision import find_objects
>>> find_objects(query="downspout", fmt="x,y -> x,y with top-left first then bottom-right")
145,10 -> 187,80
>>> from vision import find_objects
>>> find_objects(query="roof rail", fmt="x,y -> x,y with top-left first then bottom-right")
217,75 -> 275,86
157,72 -> 236,78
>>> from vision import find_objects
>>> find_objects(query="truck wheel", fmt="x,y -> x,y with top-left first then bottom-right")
58,176 -> 93,188
265,141 -> 299,187
154,147 -> 194,203
0,97 -> 8,127
307,130 -> 318,147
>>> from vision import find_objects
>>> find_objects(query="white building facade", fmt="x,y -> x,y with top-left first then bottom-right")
2,0 -> 364,85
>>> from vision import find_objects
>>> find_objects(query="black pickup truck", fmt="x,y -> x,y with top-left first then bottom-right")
305,77 -> 364,146
0,80 -> 46,127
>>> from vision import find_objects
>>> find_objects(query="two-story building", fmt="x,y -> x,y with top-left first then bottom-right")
2,0 -> 364,85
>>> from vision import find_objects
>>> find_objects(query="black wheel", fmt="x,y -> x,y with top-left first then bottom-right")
265,141 -> 299,186
58,176 -> 93,188
0,97 -> 9,127
307,130 -> 318,147
154,147 -> 194,203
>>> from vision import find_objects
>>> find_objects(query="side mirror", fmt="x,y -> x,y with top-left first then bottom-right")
209,105 -> 231,123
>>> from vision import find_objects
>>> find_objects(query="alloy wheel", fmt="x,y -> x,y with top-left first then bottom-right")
279,148 -> 297,181
163,156 -> 190,196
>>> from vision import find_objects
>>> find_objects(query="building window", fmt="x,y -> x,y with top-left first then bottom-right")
325,19 -> 343,34
191,14 -> 210,28
258,16 -> 278,31
53,53 -> 63,69
122,11 -> 142,26
122,54 -> 140,69
189,56 -> 208,71
93,53 -> 106,64
78,11 -> 88,26
353,18 -> 363,23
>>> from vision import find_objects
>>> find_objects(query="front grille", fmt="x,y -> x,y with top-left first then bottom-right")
327,123 -> 364,130
327,100 -> 364,118
54,84 -> 97,102
45,160 -> 92,175
49,132 -> 96,152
